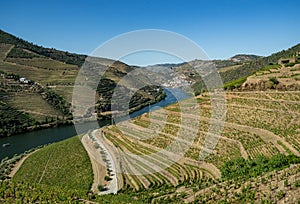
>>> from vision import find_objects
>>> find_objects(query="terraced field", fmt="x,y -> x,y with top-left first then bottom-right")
190,164 -> 300,203
100,127 -> 218,192
0,46 -> 78,87
4,90 -> 300,203
8,93 -> 64,122
0,42 -> 166,124
96,90 -> 300,194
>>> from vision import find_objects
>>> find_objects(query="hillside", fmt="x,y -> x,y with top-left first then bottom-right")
0,30 -> 86,66
219,43 -> 300,84
12,136 -> 93,190
175,44 -> 300,94
229,54 -> 262,62
0,30 -> 165,136
0,30 -> 300,203
1,88 -> 299,203
241,60 -> 300,91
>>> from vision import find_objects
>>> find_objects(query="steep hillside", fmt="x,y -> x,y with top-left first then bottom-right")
178,43 -> 300,94
12,136 -> 93,191
0,30 -> 86,66
220,43 -> 300,84
0,30 -> 165,136
1,30 -> 299,202
1,89 -> 299,203
242,60 -> 300,91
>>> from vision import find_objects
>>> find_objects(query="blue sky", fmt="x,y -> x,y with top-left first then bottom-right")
1,0 -> 300,65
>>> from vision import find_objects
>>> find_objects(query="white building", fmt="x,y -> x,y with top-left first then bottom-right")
19,77 -> 29,84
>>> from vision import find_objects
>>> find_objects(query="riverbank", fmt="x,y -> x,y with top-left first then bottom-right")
8,149 -> 40,178
1,120 -> 74,138
0,88 -> 189,160
0,145 -> 43,180
1,88 -> 165,137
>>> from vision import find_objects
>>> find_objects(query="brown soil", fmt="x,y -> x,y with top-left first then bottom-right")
81,134 -> 107,193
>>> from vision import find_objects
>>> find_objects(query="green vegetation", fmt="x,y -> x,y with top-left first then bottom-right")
8,93 -> 64,122
104,175 -> 112,181
269,77 -> 279,85
194,164 -> 300,203
258,63 -> 280,72
190,44 -> 300,95
0,30 -> 166,137
0,29 -> 86,66
0,100 -> 35,137
1,90 -> 300,203
42,86 -> 72,118
285,62 -> 297,67
51,86 -> 74,103
5,57 -> 78,70
1,29 -> 300,203
0,146 -> 42,180
98,184 -> 106,191
0,72 -> 73,136
0,60 -> 78,85
220,154 -> 300,180
6,47 -> 41,58
224,76 -> 247,90
13,136 -> 93,191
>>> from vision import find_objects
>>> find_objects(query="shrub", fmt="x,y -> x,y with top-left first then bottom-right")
104,175 -> 112,181
221,154 -> 300,180
98,184 -> 106,191
269,77 -> 279,85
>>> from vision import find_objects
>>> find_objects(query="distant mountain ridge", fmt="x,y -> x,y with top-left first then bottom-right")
229,54 -> 262,62
166,43 -> 300,94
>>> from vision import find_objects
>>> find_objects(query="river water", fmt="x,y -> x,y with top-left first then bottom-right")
0,88 -> 189,160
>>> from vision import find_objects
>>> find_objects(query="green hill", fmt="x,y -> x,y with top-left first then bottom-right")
0,29 -> 86,66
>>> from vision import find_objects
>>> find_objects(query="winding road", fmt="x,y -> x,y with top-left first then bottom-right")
82,130 -> 119,195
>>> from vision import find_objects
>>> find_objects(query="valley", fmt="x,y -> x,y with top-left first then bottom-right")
0,30 -> 166,137
1,88 -> 299,203
0,29 -> 300,203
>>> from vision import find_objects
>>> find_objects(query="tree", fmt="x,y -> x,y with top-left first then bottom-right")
98,184 -> 106,191
269,77 -> 279,85
104,175 -> 112,181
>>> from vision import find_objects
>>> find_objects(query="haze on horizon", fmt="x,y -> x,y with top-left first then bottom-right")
0,0 -> 299,66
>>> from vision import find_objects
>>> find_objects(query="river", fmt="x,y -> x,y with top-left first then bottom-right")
0,88 -> 189,160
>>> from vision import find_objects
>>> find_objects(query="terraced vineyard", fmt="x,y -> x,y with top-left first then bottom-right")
2,90 -> 300,203
0,30 -> 166,137
8,93 -> 64,122
97,90 -> 300,195
1,29 -> 300,203
101,127 -> 218,192
191,164 -> 300,203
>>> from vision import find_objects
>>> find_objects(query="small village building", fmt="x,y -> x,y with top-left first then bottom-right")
278,57 -> 296,65
19,77 -> 30,84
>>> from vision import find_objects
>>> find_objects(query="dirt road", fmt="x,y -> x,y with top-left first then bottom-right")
81,130 -> 119,194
